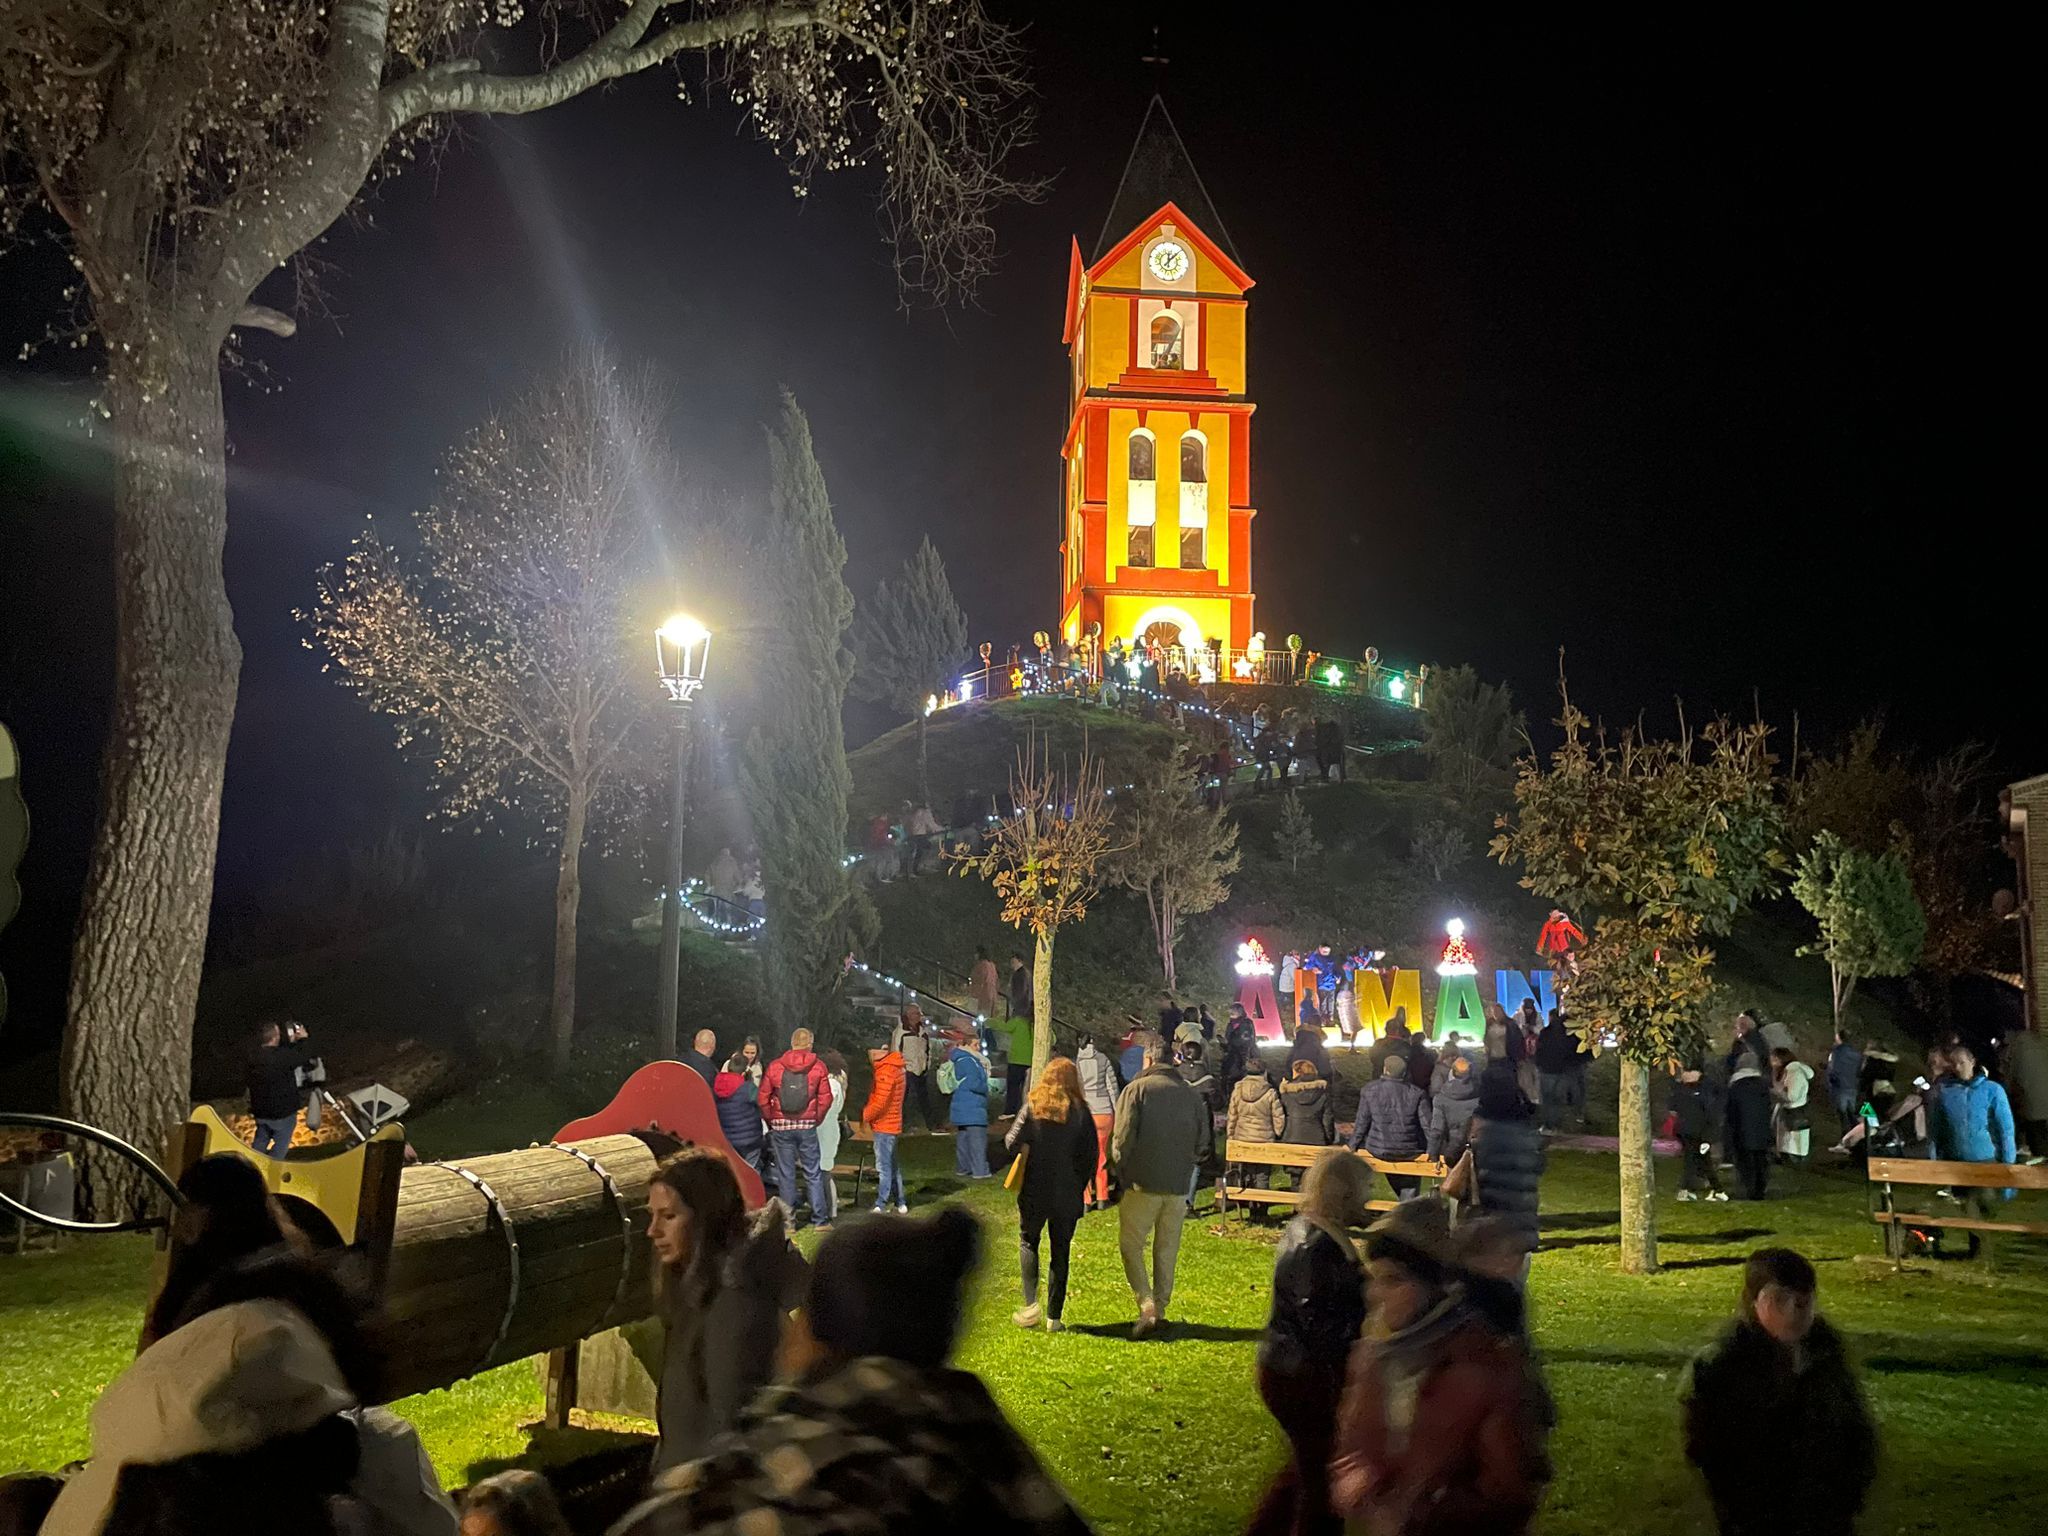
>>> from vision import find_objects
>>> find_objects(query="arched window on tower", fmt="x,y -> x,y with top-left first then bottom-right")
1127,429 -> 1156,568
1150,312 -> 1184,370
1178,430 -> 1208,569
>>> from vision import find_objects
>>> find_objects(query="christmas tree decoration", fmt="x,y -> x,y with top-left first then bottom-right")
1235,937 -> 1288,1040
1438,917 -> 1478,975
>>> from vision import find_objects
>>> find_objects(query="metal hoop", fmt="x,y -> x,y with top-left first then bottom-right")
430,1159 -> 521,1375
548,1141 -> 639,1330
0,1111 -> 183,1234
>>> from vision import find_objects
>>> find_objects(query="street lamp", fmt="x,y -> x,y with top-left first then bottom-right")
654,613 -> 712,1060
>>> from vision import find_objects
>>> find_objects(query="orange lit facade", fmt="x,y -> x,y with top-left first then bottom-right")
1059,100 -> 1256,656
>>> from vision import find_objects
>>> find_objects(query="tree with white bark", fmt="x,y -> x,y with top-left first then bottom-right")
0,0 -> 1036,1213
954,738 -> 1117,1077
1490,674 -> 1784,1274
305,353 -> 670,1073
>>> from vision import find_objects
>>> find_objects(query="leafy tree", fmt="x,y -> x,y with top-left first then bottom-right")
1492,685 -> 1784,1274
851,537 -> 969,807
2,1 -> 1036,1215
1410,817 -> 1471,882
1274,790 -> 1321,874
1790,720 -> 1997,983
307,355 -> 666,1072
955,738 -> 1117,1076
736,393 -> 863,1040
1793,832 -> 1925,1031
1421,664 -> 1525,796
1108,749 -> 1241,991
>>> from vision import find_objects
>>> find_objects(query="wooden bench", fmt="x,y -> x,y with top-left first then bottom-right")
1221,1139 -> 1448,1215
1866,1155 -> 2048,1265
830,1126 -> 875,1207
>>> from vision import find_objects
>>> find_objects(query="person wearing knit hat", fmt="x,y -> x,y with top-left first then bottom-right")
1330,1197 -> 1551,1534
616,1209 -> 1092,1536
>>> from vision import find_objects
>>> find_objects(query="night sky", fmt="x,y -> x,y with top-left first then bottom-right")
0,9 -> 2029,1061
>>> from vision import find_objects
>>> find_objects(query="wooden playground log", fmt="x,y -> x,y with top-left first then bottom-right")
376,1134 -> 656,1402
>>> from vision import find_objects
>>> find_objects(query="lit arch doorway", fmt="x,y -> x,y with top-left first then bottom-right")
1127,604 -> 1207,662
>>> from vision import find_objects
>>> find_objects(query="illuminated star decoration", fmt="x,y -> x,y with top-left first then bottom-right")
1235,938 -> 1275,976
1437,917 -> 1478,977
1232,655 -> 1254,679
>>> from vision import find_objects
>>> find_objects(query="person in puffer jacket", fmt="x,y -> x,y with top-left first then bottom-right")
1470,1062 -> 1545,1262
1074,1038 -> 1120,1209
1279,1059 -> 1336,1146
1426,1054 -> 1481,1165
714,1057 -> 766,1176
1349,1054 -> 1431,1199
1226,1064 -> 1285,1195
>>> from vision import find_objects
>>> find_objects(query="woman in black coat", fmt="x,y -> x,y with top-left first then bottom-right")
1470,1063 -> 1545,1271
1003,1056 -> 1099,1333
1287,1025 -> 1332,1082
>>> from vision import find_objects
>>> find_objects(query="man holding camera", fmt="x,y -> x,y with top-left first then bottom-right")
247,1018 -> 315,1158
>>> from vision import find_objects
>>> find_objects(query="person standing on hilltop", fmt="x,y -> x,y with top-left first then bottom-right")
970,944 -> 1002,1026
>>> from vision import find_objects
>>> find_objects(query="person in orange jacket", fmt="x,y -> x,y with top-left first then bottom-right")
863,1044 -> 909,1214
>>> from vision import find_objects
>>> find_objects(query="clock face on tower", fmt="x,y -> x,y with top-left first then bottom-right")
1147,239 -> 1190,284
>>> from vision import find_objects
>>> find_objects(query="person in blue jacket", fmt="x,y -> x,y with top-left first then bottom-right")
1930,1041 -> 2016,1258
946,1040 -> 992,1179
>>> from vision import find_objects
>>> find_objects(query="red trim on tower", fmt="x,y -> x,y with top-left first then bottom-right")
1230,415 -> 1250,505
1061,237 -> 1084,346
1088,201 -> 1256,293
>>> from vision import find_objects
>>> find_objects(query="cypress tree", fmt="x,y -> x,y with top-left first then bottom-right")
738,393 -> 863,1038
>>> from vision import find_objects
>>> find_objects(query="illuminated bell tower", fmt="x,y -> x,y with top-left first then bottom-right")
1058,96 -> 1256,659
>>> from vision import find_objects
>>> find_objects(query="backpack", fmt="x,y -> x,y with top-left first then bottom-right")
936,1054 -> 961,1096
778,1061 -> 813,1119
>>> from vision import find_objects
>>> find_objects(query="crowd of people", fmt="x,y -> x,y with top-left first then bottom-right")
41,989 -> 2035,1536
5,1121 -> 1890,1536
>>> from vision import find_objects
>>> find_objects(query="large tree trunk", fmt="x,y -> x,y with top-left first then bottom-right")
550,783 -> 589,1074
1617,1058 -> 1659,1274
62,328 -> 240,1220
1031,929 -> 1055,1077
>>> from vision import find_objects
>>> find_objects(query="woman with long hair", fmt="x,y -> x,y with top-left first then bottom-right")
1248,1148 -> 1376,1536
1002,1055 -> 1099,1332
645,1147 -> 809,1475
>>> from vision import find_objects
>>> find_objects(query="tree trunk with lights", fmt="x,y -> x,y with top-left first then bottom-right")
62,325 -> 240,1218
1617,1058 -> 1658,1274
550,782 -> 590,1074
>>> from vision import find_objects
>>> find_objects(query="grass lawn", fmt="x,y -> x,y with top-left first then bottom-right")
6,1130 -> 2045,1534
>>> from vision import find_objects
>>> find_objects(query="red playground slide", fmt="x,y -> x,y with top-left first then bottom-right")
554,1061 -> 768,1209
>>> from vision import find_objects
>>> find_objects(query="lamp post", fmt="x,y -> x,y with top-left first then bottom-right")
654,613 -> 712,1060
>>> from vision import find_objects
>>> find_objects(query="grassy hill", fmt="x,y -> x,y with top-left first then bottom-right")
853,697 -> 1920,1127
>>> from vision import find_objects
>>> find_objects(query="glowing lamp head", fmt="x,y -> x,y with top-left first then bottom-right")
658,614 -> 710,650
1446,918 -> 1465,940
654,613 -> 712,701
